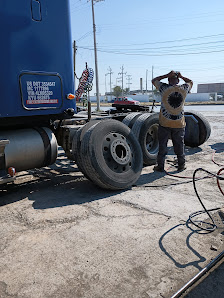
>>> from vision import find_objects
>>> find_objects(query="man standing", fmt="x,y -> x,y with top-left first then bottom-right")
152,70 -> 193,172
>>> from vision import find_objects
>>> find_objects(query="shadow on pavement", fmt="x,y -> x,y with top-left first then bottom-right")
0,157 -> 123,209
159,223 -> 207,271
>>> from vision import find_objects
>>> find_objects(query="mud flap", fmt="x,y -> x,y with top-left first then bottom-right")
0,140 -> 16,184
0,140 -> 9,175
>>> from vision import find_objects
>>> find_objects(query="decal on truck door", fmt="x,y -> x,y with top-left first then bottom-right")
19,72 -> 63,110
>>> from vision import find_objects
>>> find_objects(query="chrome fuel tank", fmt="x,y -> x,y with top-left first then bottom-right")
0,127 -> 58,172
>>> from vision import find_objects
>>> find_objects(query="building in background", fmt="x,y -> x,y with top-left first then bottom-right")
197,83 -> 224,95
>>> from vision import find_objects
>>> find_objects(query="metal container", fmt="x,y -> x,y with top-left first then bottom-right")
0,128 -> 58,171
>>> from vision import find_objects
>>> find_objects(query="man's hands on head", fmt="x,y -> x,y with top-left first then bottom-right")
167,70 -> 176,78
152,70 -> 193,88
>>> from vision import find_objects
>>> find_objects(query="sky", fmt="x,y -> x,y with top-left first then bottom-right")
69,0 -> 224,95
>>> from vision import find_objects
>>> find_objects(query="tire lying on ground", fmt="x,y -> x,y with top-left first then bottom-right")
79,119 -> 143,190
184,110 -> 211,147
131,113 -> 159,166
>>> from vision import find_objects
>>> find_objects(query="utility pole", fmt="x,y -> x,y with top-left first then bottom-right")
105,73 -> 109,102
90,0 -> 104,111
73,40 -> 77,90
146,69 -> 148,94
116,77 -> 121,86
105,73 -> 108,94
151,65 -> 154,100
118,65 -> 127,96
126,75 -> 132,93
107,66 -> 113,101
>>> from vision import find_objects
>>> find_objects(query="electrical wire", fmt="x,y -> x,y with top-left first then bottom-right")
96,33 -> 224,47
76,31 -> 93,42
92,40 -> 224,52
98,13 -> 224,31
78,46 -> 224,57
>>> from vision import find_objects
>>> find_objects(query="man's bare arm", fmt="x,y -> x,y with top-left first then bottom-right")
178,72 -> 193,85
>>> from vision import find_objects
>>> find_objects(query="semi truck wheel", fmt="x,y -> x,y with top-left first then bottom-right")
132,113 -> 159,165
80,119 -> 143,190
72,120 -> 100,179
122,112 -> 142,128
184,111 -> 211,147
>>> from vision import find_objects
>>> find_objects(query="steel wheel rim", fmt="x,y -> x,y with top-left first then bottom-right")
145,123 -> 159,154
102,132 -> 132,173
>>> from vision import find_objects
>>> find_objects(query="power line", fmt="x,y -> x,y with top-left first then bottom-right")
99,17 -> 224,31
98,11 -> 224,28
70,1 -> 91,13
94,40 -> 224,51
78,35 -> 224,56
94,33 -> 224,47
78,46 -> 224,57
76,31 -> 93,42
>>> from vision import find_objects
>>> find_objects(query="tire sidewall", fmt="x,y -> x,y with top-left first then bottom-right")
83,120 -> 143,188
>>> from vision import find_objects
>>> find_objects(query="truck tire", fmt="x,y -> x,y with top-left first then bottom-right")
122,112 -> 142,128
72,120 -> 100,179
132,113 -> 159,165
80,119 -> 143,190
184,111 -> 211,147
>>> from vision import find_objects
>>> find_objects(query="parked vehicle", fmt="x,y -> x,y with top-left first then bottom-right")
114,97 -> 140,105
112,97 -> 141,110
0,0 -> 211,190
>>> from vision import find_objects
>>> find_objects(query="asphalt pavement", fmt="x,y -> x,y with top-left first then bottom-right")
0,110 -> 224,298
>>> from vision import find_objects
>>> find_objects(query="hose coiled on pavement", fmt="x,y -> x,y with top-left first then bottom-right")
189,167 -> 224,232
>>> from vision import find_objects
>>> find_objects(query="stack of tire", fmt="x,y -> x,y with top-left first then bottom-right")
72,111 -> 211,190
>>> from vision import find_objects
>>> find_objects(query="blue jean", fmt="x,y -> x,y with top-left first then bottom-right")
157,125 -> 185,168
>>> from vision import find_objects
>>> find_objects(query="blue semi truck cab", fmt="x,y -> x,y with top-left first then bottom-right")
0,0 -> 80,184
0,0 -> 75,128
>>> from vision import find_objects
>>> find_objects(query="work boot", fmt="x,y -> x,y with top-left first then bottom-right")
178,164 -> 186,172
153,165 -> 165,172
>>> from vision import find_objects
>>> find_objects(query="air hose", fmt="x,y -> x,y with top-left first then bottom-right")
188,167 -> 224,232
138,150 -> 224,232
212,148 -> 224,167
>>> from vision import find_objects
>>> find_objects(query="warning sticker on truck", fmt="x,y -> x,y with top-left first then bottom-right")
20,73 -> 63,110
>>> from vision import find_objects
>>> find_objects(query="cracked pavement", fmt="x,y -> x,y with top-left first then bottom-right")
0,111 -> 224,298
